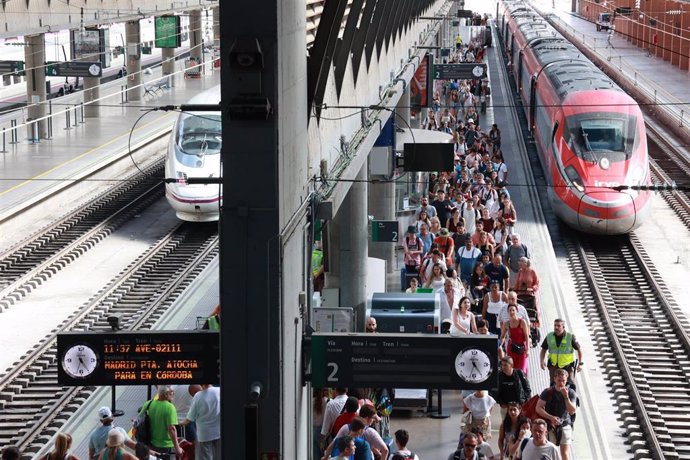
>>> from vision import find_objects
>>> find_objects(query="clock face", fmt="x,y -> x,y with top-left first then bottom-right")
62,344 -> 99,378
454,348 -> 492,383
472,65 -> 484,78
88,64 -> 101,77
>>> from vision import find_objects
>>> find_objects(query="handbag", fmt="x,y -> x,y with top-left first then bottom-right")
132,400 -> 153,444
461,410 -> 473,428
510,342 -> 525,354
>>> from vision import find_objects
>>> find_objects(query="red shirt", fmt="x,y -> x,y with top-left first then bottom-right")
331,412 -> 357,436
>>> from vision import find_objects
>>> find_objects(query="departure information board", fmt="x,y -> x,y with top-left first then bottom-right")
57,331 -> 219,386
309,333 -> 498,390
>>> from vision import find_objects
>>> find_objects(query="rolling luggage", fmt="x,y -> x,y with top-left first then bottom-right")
518,292 -> 541,347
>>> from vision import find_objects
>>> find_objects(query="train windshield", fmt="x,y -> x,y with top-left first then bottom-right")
176,114 -> 222,156
564,113 -> 637,163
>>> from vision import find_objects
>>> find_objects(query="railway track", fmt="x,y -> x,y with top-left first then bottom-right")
0,159 -> 165,312
566,233 -> 690,459
0,221 -> 218,457
646,127 -> 690,230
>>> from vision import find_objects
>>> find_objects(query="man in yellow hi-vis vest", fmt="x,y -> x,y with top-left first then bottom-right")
539,318 -> 584,384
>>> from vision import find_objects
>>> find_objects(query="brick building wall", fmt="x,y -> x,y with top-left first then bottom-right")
578,0 -> 690,70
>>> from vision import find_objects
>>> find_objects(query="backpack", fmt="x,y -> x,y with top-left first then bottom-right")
133,400 -> 153,444
521,394 -> 540,420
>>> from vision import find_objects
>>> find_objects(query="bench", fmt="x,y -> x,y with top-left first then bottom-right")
144,78 -> 170,97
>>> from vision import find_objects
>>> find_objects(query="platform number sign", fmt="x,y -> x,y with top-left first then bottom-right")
327,362 -> 339,382
371,220 -> 398,242
434,63 -> 487,80
310,333 -> 499,390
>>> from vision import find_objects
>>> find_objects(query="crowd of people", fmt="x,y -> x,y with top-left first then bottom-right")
312,36 -> 584,460
0,384 -> 220,460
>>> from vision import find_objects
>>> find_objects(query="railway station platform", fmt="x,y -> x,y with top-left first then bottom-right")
0,60 -> 220,227
378,21 -> 629,459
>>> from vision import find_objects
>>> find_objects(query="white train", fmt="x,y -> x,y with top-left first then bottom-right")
165,85 -> 221,221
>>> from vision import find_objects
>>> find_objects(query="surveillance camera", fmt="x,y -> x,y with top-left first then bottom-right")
229,37 -> 264,72
107,315 -> 122,331
249,381 -> 263,400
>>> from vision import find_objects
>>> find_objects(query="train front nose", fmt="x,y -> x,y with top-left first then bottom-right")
575,191 -> 648,234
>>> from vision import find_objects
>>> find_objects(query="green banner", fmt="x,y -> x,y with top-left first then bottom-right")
155,16 -> 181,48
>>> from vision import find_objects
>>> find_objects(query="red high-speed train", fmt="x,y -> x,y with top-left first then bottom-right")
497,1 -> 650,234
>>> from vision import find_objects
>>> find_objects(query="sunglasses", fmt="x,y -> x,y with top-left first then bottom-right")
464,443 -> 477,448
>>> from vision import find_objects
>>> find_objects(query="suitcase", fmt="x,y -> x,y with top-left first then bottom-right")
178,438 -> 195,460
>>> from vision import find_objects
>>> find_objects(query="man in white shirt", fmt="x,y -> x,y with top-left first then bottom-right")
320,388 -> 349,451
182,384 -> 220,460
498,291 -> 531,331
516,419 -> 561,460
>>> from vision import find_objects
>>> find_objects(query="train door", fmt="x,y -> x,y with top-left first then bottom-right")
517,51 -> 524,92
529,75 -> 537,134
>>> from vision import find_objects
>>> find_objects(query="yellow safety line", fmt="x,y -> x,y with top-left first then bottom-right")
0,111 -> 175,197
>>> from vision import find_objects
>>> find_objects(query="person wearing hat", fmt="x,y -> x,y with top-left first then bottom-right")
97,430 -> 137,460
88,407 -> 137,460
403,225 -> 424,274
433,228 -> 455,268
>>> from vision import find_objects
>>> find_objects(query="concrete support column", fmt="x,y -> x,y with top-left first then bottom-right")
189,10 -> 203,64
368,180 -> 396,274
161,47 -> 176,88
126,20 -> 142,101
83,77 -> 100,118
338,161 -> 369,329
212,7 -> 220,49
25,34 -> 47,139
397,82 -> 411,129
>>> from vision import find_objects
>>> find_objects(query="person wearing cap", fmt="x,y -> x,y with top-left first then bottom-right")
88,407 -> 137,460
97,430 -> 137,460
465,120 -> 478,146
433,228 -> 455,268
403,225 -> 424,273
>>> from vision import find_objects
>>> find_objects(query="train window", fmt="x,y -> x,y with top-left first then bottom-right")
566,114 -> 636,163
176,114 -> 222,156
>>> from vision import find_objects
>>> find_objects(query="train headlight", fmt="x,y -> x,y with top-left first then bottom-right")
565,166 -> 585,192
